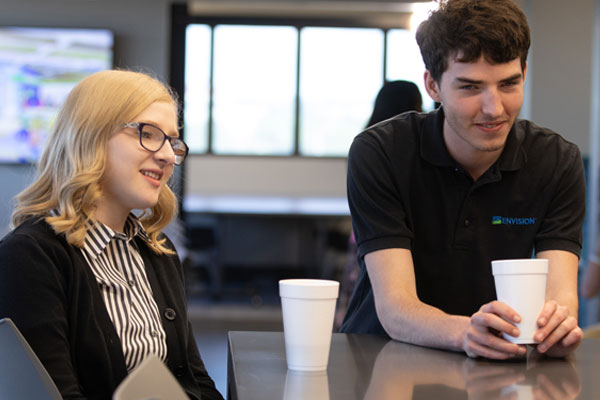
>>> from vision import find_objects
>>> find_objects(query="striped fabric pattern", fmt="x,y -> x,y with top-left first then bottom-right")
79,215 -> 168,372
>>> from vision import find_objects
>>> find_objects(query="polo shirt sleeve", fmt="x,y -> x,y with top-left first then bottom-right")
534,143 -> 585,257
347,131 -> 414,259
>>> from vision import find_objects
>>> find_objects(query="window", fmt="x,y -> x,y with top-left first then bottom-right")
299,27 -> 384,157
172,6 -> 431,158
184,24 -> 211,154
386,29 -> 434,111
212,25 -> 297,155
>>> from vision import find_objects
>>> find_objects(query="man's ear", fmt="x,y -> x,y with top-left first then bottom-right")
424,70 -> 442,103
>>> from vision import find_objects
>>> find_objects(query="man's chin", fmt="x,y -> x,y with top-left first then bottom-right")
476,136 -> 508,153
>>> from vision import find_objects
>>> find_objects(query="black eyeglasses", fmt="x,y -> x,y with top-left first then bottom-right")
122,122 -> 189,165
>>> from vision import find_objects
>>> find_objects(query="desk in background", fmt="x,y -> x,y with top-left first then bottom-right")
183,196 -> 351,299
227,331 -> 600,400
184,195 -> 350,217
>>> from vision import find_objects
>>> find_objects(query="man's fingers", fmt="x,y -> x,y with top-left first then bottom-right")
471,309 -> 520,338
536,315 -> 577,352
464,324 -> 526,359
536,300 -> 558,327
538,325 -> 583,357
480,301 -> 522,324
534,303 -> 571,346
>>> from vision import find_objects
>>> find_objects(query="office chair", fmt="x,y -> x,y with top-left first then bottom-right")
0,317 -> 62,400
112,354 -> 189,400
185,220 -> 221,299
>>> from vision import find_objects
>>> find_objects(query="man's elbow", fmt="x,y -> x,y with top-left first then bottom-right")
373,295 -> 409,341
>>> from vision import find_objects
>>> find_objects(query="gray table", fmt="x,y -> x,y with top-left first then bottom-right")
227,331 -> 600,400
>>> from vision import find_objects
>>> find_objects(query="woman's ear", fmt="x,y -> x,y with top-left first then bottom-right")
424,70 -> 442,103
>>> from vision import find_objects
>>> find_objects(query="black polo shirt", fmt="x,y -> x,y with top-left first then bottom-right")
340,107 -> 585,336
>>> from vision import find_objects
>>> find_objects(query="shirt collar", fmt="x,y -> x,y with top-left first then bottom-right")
82,214 -> 149,259
420,107 -> 454,167
420,107 -> 527,171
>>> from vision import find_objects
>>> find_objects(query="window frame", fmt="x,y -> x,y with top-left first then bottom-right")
169,3 -> 417,159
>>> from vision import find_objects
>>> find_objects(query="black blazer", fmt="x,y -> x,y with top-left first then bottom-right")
0,218 -> 223,400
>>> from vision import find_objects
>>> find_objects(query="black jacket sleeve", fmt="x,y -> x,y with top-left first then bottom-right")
0,225 -> 88,399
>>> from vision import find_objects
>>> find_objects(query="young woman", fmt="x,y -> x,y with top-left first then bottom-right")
0,70 -> 223,400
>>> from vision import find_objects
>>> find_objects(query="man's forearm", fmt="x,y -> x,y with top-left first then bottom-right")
538,250 -> 580,320
375,292 -> 471,352
366,249 -> 530,359
366,248 -> 471,352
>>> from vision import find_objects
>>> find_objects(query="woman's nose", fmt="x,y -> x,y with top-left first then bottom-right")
154,140 -> 176,165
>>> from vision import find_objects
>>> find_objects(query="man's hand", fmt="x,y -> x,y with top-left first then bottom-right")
462,300 -> 527,359
533,300 -> 582,357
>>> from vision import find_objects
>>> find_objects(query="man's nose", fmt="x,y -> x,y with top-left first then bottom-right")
481,88 -> 503,117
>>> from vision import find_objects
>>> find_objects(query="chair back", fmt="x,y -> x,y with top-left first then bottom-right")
0,318 -> 62,400
112,354 -> 189,400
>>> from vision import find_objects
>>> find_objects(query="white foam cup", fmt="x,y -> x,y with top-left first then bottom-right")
492,259 -> 548,344
279,279 -> 339,371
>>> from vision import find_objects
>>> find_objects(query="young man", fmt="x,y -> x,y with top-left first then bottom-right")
340,0 -> 585,359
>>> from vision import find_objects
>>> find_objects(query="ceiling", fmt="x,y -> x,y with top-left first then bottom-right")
187,0 -> 435,26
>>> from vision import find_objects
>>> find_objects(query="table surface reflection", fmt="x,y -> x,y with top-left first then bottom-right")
227,331 -> 600,400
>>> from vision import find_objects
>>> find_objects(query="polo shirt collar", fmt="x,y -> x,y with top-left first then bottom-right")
420,107 -> 454,167
82,214 -> 150,260
420,107 -> 527,171
497,120 -> 527,171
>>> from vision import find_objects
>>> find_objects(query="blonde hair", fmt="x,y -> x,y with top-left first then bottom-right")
12,70 -> 180,255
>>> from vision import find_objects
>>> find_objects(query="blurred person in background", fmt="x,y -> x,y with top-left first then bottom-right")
366,80 -> 423,126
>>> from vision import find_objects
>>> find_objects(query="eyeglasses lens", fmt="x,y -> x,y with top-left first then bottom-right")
139,124 -> 187,165
140,125 -> 164,152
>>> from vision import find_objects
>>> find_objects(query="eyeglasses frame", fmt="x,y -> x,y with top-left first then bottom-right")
121,122 -> 189,165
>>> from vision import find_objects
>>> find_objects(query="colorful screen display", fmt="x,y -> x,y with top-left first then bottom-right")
0,27 -> 113,163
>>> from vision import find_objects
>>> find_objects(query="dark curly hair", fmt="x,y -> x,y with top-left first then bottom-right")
416,0 -> 530,83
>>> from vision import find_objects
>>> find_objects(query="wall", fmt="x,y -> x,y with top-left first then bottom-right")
0,0 -> 175,236
0,0 -> 174,79
0,0 -> 597,237
0,165 -> 36,237
525,0 -> 594,153
185,156 -> 346,197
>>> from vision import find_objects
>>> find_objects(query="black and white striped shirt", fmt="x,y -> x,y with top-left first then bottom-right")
80,215 -> 168,372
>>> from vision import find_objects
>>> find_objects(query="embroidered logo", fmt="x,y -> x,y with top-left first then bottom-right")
492,216 -> 536,225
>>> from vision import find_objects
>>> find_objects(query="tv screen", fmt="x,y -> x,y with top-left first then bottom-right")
0,27 -> 113,163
